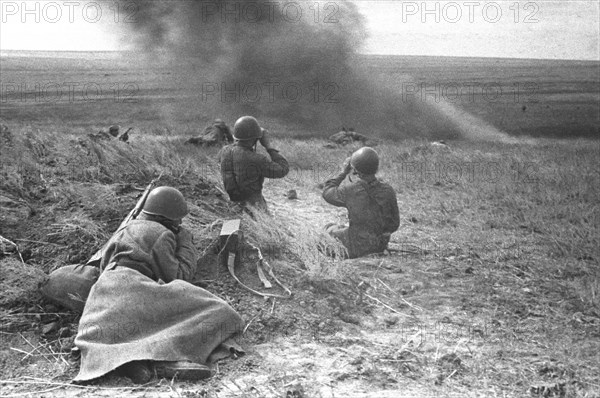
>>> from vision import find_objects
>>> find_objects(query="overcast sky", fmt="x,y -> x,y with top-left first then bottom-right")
1,0 -> 598,60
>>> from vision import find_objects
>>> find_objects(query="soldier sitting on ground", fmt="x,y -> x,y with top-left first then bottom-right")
73,187 -> 243,384
322,147 -> 400,258
218,116 -> 289,212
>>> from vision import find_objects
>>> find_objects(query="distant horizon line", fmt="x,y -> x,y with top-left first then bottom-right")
1,49 -> 598,63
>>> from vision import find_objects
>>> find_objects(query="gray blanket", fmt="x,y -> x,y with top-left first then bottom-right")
74,267 -> 243,381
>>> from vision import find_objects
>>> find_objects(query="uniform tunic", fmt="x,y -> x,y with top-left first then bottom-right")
218,142 -> 289,209
98,219 -> 197,282
323,172 -> 400,258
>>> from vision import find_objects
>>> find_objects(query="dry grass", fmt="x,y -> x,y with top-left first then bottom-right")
47,213 -> 109,251
240,205 -> 348,278
270,136 -> 600,304
1,123 -> 599,396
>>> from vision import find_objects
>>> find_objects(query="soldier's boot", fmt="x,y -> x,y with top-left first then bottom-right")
153,361 -> 213,381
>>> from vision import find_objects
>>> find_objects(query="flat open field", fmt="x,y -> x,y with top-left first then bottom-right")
360,55 -> 599,138
1,51 -> 598,138
0,52 -> 599,397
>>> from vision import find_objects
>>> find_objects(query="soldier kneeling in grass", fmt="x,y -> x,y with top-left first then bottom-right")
322,147 -> 400,258
218,116 -> 289,212
73,187 -> 243,384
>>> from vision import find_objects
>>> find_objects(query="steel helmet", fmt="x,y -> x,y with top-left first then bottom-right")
233,116 -> 262,140
142,186 -> 188,221
351,147 -> 379,175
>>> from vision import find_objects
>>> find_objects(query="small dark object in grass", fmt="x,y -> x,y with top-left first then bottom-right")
20,248 -> 32,261
108,125 -> 120,137
409,216 -> 418,223
286,189 -> 298,200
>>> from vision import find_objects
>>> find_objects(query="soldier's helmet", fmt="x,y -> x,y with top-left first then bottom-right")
142,186 -> 188,221
351,147 -> 379,175
233,116 -> 263,140
214,118 -> 224,125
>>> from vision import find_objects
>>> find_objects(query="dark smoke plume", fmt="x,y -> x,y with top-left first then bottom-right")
128,1 -> 364,71
115,0 -> 457,138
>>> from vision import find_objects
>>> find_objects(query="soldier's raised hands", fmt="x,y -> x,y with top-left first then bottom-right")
342,156 -> 352,175
259,128 -> 272,149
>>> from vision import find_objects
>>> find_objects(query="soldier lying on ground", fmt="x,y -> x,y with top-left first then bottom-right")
73,187 -> 243,384
322,147 -> 400,258
328,127 -> 369,146
187,118 -> 234,147
218,116 -> 289,212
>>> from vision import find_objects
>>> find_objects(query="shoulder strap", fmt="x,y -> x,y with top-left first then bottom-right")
222,146 -> 243,200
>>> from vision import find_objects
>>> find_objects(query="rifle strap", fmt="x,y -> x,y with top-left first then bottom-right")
86,174 -> 162,268
248,241 -> 292,297
256,262 -> 272,288
227,253 -> 290,299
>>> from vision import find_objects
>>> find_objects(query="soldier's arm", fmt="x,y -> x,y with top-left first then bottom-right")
219,147 -> 236,181
322,171 -> 348,207
153,229 -> 198,283
323,157 -> 352,207
260,149 -> 289,178
385,189 -> 400,233
224,127 -> 234,143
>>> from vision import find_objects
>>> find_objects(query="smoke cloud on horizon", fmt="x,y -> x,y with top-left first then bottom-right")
113,0 -> 462,139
